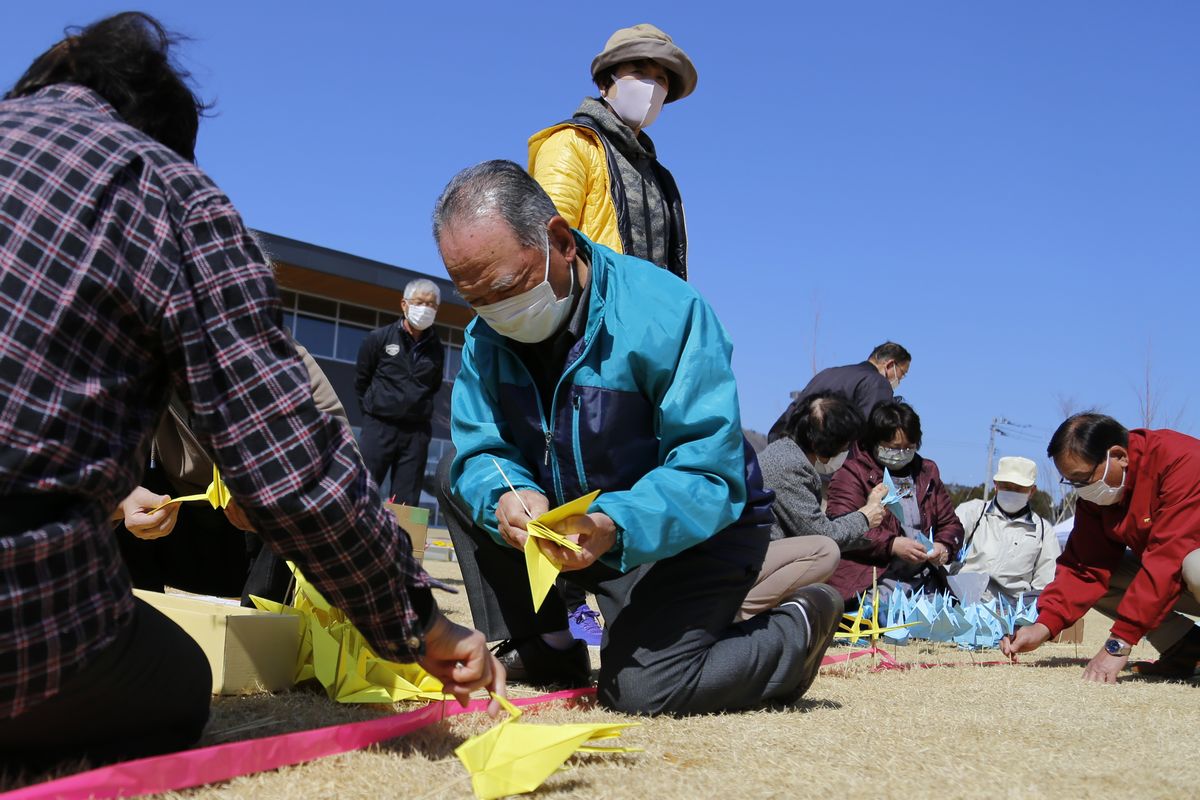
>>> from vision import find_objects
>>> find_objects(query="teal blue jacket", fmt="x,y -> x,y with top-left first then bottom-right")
449,233 -> 774,573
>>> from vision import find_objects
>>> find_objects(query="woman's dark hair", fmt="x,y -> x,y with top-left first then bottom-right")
785,391 -> 865,459
5,12 -> 208,161
862,400 -> 923,452
1047,412 -> 1129,464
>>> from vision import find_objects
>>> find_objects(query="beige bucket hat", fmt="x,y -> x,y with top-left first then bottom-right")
590,23 -> 698,103
994,456 -> 1038,487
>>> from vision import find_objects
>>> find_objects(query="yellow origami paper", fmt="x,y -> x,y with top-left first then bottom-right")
150,464 -> 231,512
456,693 -> 639,800
251,563 -> 447,704
523,490 -> 601,612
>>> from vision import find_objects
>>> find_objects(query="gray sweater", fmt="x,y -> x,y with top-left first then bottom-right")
758,438 -> 871,548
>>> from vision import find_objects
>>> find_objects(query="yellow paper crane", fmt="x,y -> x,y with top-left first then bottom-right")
456,693 -> 639,800
491,459 -> 602,612
833,567 -> 916,643
251,563 -> 446,703
150,464 -> 231,512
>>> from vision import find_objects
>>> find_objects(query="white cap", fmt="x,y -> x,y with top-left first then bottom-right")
994,456 -> 1037,487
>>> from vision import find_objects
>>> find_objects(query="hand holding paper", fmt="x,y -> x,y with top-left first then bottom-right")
881,468 -> 905,526
497,488 -> 550,549
149,464 -> 232,512
522,491 -> 602,610
119,486 -> 181,540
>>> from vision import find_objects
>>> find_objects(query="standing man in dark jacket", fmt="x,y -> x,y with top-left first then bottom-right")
769,342 -> 911,443
355,278 -> 445,505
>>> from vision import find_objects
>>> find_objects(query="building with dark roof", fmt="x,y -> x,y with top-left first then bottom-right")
255,230 -> 470,526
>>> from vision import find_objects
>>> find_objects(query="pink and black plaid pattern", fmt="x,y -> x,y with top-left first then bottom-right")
0,85 -> 433,718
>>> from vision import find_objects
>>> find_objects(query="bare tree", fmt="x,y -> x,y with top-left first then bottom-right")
1055,393 -> 1080,420
1132,339 -> 1188,430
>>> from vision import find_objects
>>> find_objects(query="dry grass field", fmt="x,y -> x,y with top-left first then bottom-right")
5,555 -> 1198,800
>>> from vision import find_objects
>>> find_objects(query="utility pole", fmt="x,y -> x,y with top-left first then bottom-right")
983,417 -> 1032,503
984,418 -> 1005,504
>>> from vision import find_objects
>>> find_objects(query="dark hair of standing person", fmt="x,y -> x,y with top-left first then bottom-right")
1047,412 -> 1130,463
869,341 -> 911,365
5,11 -> 208,161
784,391 -> 865,459
862,401 -> 923,452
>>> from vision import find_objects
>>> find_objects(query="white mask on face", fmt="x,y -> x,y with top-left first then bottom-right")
405,304 -> 437,331
1075,454 -> 1126,506
472,238 -> 574,344
876,445 -> 916,470
995,490 -> 1030,514
887,363 -> 902,391
606,75 -> 668,130
813,450 -> 850,476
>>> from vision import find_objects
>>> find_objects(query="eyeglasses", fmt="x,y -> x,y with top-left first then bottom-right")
1058,454 -> 1107,488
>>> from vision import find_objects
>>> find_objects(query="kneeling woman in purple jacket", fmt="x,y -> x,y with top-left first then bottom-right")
826,401 -> 964,603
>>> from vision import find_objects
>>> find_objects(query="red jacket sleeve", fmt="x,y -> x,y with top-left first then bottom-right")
1035,500 -> 1125,637
1109,453 -> 1200,643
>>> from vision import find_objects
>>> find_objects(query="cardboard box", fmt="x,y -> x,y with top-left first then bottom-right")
1054,617 -> 1085,644
386,503 -> 430,561
134,589 -> 301,695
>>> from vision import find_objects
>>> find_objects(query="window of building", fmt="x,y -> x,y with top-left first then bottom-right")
294,314 -> 336,358
336,322 -> 371,363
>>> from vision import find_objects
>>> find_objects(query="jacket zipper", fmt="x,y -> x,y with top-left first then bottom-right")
571,395 -> 589,494
481,311 -> 604,507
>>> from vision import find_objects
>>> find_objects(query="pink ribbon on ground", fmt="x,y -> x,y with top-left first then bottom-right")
2,688 -> 596,800
820,647 -> 898,668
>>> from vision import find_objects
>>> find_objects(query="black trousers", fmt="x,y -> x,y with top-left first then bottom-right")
116,467 -> 292,606
0,597 -> 211,770
360,415 -> 432,506
435,452 -> 814,715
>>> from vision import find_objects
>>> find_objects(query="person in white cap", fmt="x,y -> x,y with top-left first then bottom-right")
528,23 -> 697,281
952,456 -> 1060,602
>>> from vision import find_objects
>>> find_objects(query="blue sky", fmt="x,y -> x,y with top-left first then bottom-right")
4,2 -> 1198,495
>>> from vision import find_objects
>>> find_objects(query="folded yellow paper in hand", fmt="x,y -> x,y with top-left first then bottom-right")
150,464 -> 231,512
523,490 -> 601,612
456,692 -> 639,800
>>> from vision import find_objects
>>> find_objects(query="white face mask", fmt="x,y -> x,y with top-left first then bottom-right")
995,489 -> 1030,514
472,239 -> 574,344
606,75 -> 668,130
813,450 -> 849,476
405,304 -> 436,331
886,363 -> 902,391
876,445 -> 916,470
1075,454 -> 1126,506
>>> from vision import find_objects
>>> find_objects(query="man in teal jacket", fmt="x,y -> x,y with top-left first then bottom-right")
432,160 -> 843,715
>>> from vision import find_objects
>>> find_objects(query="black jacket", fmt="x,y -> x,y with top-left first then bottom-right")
355,322 -> 444,423
768,361 -> 893,442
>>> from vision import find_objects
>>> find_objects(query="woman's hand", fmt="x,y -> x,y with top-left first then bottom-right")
117,486 -> 180,540
891,537 -> 929,564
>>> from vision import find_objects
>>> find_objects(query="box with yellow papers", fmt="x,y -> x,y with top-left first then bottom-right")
134,589 -> 301,695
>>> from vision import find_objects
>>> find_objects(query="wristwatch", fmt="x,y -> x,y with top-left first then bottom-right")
1103,637 -> 1132,657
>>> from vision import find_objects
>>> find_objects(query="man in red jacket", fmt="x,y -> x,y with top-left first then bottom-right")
1002,413 -> 1200,682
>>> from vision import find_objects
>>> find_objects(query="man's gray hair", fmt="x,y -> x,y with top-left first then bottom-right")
404,277 -> 441,304
432,160 -> 558,250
